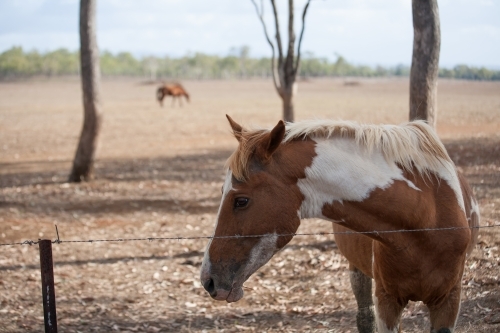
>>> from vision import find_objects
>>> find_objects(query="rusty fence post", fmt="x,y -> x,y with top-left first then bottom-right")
39,239 -> 58,333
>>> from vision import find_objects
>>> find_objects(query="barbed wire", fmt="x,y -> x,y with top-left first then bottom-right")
1,223 -> 499,247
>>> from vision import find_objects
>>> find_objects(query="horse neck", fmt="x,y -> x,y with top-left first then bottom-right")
295,136 -> 469,244
296,137 -> 401,220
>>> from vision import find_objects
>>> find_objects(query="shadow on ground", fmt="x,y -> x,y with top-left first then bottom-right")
3,136 -> 500,190
444,136 -> 500,167
0,149 -> 233,188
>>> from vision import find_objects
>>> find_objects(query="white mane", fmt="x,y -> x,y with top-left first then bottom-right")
284,119 -> 456,179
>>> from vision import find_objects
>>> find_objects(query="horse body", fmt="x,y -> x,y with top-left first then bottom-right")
331,168 -> 477,332
156,83 -> 190,107
201,116 -> 479,333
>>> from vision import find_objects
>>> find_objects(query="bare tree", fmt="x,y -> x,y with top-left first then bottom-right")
409,0 -> 440,128
145,57 -> 159,81
251,0 -> 312,122
69,0 -> 102,182
239,46 -> 250,78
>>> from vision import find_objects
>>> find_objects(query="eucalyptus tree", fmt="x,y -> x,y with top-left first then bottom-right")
69,0 -> 102,182
251,0 -> 312,122
410,0 -> 441,128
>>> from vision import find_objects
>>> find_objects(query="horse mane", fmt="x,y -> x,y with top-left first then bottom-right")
227,119 -> 455,182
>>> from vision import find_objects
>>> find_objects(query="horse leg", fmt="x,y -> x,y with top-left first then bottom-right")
171,97 -> 175,107
349,266 -> 375,333
374,284 -> 405,333
427,282 -> 462,333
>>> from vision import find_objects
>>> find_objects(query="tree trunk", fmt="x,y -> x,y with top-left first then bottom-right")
250,0 -> 312,123
409,0 -> 440,128
69,0 -> 102,182
282,0 -> 296,122
282,91 -> 294,123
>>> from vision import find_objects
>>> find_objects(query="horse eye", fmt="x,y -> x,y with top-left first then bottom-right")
234,197 -> 249,208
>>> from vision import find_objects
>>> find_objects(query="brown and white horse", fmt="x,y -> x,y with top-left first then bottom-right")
156,83 -> 190,107
200,116 -> 479,333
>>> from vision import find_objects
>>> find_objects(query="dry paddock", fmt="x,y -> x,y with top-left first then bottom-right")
0,78 -> 499,332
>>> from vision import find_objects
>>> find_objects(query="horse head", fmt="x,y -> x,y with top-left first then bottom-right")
156,86 -> 165,106
200,115 -> 315,302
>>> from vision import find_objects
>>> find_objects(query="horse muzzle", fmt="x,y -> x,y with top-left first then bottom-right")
200,259 -> 245,302
202,277 -> 244,302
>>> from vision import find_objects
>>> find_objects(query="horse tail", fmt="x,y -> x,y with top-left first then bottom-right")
457,172 -> 480,256
184,92 -> 190,102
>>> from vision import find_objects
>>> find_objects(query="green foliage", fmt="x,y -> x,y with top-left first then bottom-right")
43,48 -> 80,75
439,65 -> 500,80
0,47 -> 35,76
1,46 -> 499,81
101,51 -> 142,76
0,47 -> 79,77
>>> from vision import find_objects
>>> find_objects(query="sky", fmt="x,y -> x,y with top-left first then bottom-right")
0,0 -> 499,68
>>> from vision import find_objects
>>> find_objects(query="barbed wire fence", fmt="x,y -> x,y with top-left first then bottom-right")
1,222 -> 499,333
1,223 -> 499,247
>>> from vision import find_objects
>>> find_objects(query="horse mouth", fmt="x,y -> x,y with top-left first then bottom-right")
226,286 -> 244,303
224,271 -> 254,302
205,280 -> 245,303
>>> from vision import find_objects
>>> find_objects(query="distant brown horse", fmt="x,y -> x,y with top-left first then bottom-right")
156,83 -> 190,107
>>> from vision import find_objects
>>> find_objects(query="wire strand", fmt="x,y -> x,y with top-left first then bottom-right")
1,223 -> 499,247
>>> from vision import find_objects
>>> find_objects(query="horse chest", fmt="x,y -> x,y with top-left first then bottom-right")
372,243 -> 466,303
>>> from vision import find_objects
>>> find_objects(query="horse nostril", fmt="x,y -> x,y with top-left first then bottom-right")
203,278 -> 217,297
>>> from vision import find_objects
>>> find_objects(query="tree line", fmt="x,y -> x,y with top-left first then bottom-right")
1,46 -> 499,81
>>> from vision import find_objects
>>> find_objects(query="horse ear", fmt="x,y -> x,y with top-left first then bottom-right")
264,120 -> 286,157
226,115 -> 243,142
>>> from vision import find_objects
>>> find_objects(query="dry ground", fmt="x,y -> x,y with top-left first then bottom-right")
0,78 -> 499,332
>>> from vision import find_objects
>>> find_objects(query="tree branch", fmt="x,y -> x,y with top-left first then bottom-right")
294,0 -> 312,75
250,0 -> 280,92
270,0 -> 284,67
285,0 -> 296,85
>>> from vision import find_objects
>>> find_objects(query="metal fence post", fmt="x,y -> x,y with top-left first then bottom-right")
39,239 -> 58,333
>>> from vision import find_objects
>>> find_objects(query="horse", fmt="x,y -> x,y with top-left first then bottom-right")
156,83 -> 190,107
200,115 -> 479,333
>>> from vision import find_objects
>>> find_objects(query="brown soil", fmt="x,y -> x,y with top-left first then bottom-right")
0,78 -> 499,332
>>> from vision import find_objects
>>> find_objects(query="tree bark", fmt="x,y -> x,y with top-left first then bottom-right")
409,0 -> 440,128
282,0 -> 296,122
69,0 -> 102,182
282,89 -> 294,123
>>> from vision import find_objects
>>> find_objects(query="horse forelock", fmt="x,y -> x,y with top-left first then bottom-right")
225,129 -> 271,181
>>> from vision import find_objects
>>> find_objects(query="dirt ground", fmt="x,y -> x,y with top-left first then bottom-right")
0,78 -> 499,332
